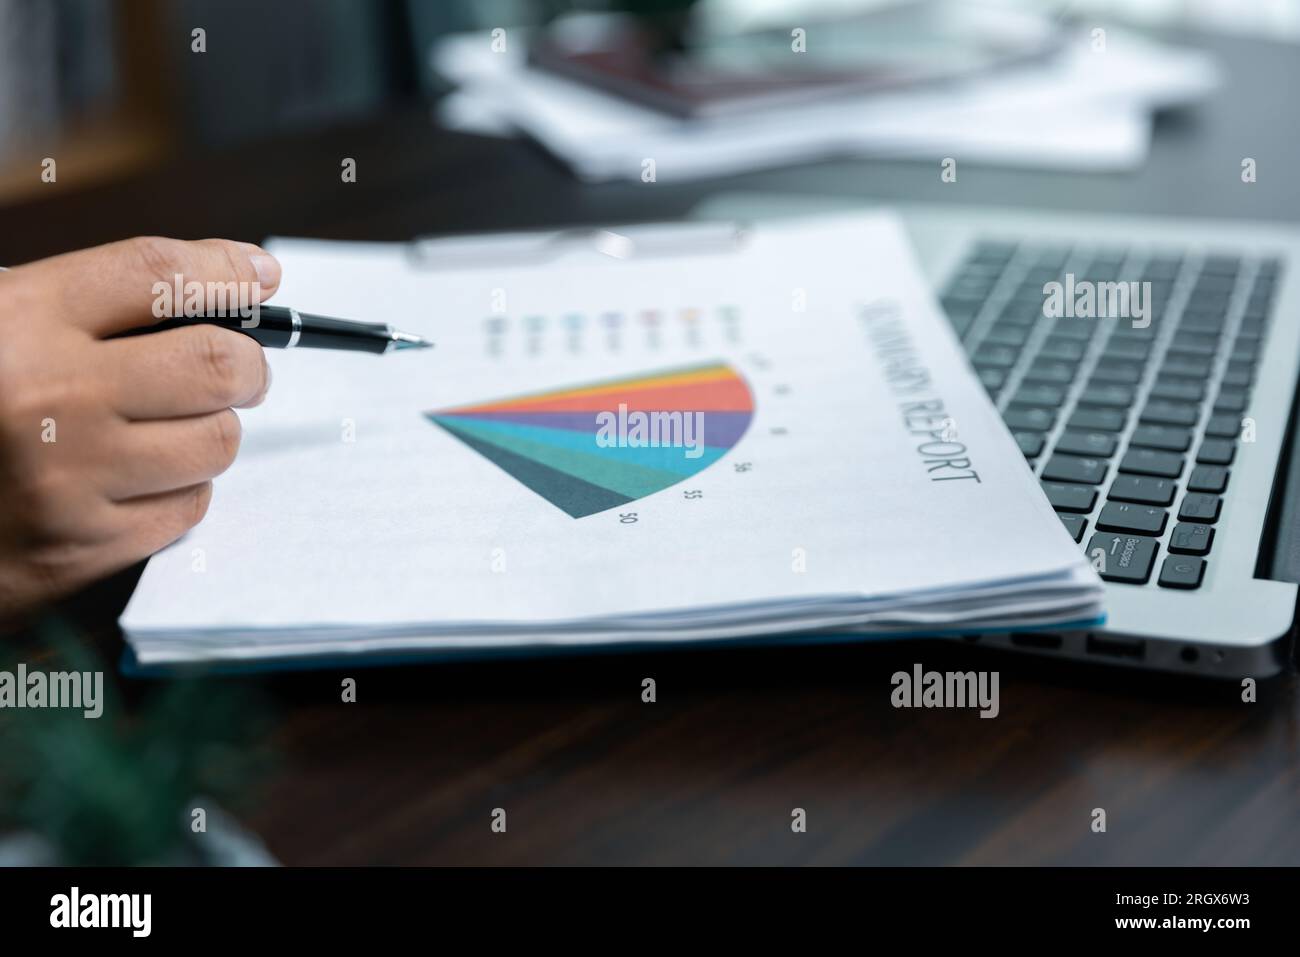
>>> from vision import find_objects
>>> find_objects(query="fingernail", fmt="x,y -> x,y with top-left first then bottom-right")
249,252 -> 281,290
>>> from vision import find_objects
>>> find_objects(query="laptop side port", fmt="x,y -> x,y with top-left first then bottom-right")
1010,631 -> 1063,650
1085,633 -> 1146,660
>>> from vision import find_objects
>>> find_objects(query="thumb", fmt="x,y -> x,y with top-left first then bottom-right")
12,236 -> 281,337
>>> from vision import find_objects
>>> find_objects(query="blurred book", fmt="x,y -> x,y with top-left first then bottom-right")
529,1 -> 1063,120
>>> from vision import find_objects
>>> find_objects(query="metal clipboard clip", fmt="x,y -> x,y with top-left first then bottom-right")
404,221 -> 752,270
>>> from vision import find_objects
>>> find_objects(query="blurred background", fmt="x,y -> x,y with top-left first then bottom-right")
0,0 -> 1298,204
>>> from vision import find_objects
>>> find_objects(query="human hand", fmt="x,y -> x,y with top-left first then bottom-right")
0,237 -> 278,619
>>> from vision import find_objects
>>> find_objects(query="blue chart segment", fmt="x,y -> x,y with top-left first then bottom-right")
427,363 -> 755,517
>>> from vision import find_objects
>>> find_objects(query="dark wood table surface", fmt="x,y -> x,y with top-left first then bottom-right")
4,28 -> 1299,865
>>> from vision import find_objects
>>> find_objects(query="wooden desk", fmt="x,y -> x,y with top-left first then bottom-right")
3,29 -> 1298,865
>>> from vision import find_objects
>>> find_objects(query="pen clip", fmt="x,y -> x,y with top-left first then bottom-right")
404,221 -> 751,269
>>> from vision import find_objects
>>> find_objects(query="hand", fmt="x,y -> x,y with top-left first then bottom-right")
0,237 -> 279,620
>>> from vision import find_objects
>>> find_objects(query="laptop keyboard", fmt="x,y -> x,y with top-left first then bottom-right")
941,240 -> 1281,589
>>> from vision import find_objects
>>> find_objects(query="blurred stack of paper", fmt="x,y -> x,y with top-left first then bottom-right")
433,22 -> 1218,181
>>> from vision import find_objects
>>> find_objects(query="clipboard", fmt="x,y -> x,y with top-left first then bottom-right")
403,221 -> 752,269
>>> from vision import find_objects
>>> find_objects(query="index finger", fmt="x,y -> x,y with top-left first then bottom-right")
9,236 -> 281,337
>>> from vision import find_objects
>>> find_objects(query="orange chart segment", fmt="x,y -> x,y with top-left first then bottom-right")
449,362 -> 741,414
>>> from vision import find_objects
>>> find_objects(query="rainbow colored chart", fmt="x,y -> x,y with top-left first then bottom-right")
427,362 -> 755,518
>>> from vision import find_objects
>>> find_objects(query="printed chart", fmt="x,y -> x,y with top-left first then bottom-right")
428,362 -> 755,517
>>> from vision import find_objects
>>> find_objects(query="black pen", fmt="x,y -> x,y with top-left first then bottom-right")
1,265 -> 431,354
134,306 -> 434,355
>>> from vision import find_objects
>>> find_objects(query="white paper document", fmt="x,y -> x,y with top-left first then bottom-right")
121,212 -> 1103,666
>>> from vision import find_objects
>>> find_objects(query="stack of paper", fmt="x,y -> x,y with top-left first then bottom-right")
120,212 -> 1102,668
433,25 -> 1218,180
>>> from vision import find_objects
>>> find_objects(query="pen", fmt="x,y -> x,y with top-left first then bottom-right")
1,266 -> 432,354
141,307 -> 435,355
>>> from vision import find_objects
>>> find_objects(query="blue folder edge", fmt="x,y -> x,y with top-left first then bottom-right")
119,616 -> 1107,678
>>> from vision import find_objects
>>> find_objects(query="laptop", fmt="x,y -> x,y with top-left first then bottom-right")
698,195 -> 1300,677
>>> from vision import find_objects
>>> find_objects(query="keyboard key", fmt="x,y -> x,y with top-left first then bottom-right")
1161,355 -> 1213,378
1038,338 -> 1087,362
1204,414 -> 1242,439
1178,493 -> 1222,524
1004,406 -> 1056,432
1231,341 -> 1260,363
1023,359 -> 1076,384
1140,400 -> 1199,427
1042,455 -> 1108,485
998,301 -> 1040,326
1059,513 -> 1087,542
1042,481 -> 1098,513
1187,465 -> 1229,494
1180,313 -> 1225,334
982,324 -> 1029,348
1213,391 -> 1250,413
1202,254 -> 1241,275
1196,439 -> 1236,466
1080,383 -> 1135,408
1116,321 -> 1159,340
1012,384 -> 1067,408
1244,298 -> 1272,321
974,344 -> 1019,368
1193,275 -> 1237,295
1104,339 -> 1152,362
1015,432 -> 1045,458
1119,448 -> 1185,478
1190,291 -> 1227,310
1068,407 -> 1126,432
1087,532 -> 1158,584
1025,265 -> 1064,284
1097,501 -> 1168,536
1089,360 -> 1143,384
1108,475 -> 1177,506
1051,321 -> 1095,341
1172,330 -> 1221,350
1055,430 -> 1119,457
1142,256 -> 1182,280
1033,245 -> 1072,268
1221,365 -> 1254,389
947,278 -> 996,301
1166,339 -> 1217,358
1186,291 -> 1230,311
956,259 -> 1007,279
1169,522 -> 1215,555
1149,379 -> 1204,403
970,240 -> 1016,262
1158,556 -> 1206,589
1129,425 -> 1191,452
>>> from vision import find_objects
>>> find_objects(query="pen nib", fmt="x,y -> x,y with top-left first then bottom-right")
388,328 -> 435,351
